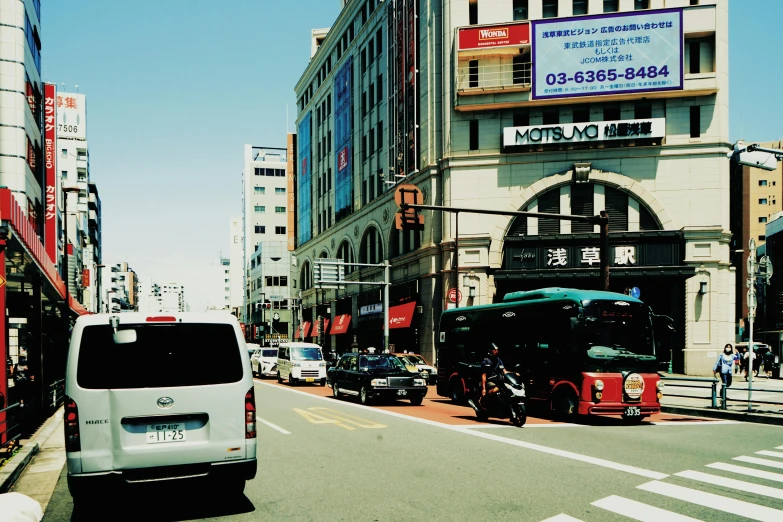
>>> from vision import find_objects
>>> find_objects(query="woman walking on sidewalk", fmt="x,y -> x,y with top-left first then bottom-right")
713,344 -> 735,405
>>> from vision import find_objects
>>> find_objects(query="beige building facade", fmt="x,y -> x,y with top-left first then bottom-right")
293,0 -> 732,375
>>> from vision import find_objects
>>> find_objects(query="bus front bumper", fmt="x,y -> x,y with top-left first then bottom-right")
578,401 -> 660,416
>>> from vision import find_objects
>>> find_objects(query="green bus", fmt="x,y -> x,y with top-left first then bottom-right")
436,288 -> 665,421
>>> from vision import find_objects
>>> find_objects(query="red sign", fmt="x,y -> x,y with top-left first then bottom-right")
458,22 -> 530,51
44,83 -> 57,264
82,268 -> 90,287
330,314 -> 352,335
389,302 -> 416,329
338,146 -> 349,172
447,288 -> 462,303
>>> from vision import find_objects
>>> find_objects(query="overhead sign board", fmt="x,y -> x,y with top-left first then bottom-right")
503,118 -> 665,147
458,22 -> 530,51
532,8 -> 683,99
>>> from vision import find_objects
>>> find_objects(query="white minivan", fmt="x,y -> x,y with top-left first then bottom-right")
64,312 -> 257,504
276,342 -> 326,386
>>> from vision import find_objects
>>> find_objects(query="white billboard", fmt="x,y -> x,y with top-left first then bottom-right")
56,91 -> 87,140
532,8 -> 683,100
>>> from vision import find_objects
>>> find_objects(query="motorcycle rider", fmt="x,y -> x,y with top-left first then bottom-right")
468,342 -> 512,415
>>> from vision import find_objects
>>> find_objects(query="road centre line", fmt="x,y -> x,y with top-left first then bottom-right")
259,382 -> 668,480
257,416 -> 291,435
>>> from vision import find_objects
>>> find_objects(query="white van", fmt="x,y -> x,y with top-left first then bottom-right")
64,312 -> 257,504
276,342 -> 326,386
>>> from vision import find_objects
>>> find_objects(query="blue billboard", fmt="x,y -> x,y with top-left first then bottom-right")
334,58 -> 353,222
297,111 -> 312,245
532,8 -> 683,99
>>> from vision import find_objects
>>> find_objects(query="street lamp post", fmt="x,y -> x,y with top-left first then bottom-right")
62,186 -> 80,330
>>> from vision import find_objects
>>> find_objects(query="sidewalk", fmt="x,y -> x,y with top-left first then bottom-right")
660,372 -> 783,426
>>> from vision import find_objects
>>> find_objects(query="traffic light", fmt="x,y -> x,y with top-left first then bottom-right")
265,302 -> 271,309
394,183 -> 425,231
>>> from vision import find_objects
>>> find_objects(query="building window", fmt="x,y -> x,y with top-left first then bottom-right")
361,47 -> 367,73
512,53 -> 530,85
377,123 -> 383,150
690,0 -> 699,5
469,120 -> 479,151
469,60 -> 479,88
686,35 -> 715,74
61,148 -> 67,158
362,135 -> 367,161
542,0 -> 558,18
603,0 -> 619,13
275,187 -> 285,195
376,29 -> 383,56
634,103 -> 652,119
275,226 -> 286,234
759,199 -> 768,205
690,106 -> 700,138
362,91 -> 367,116
572,0 -> 588,15
513,111 -> 529,127
469,0 -> 478,24
572,106 -> 589,123
275,206 -> 286,213
759,235 -> 766,241
543,109 -> 559,125
513,0 -> 528,20
254,186 -> 265,195
377,73 -> 383,103
760,180 -> 768,187
254,205 -> 266,213
369,129 -> 375,155
759,217 -> 768,223
604,105 -> 621,121
634,0 -> 649,9
255,225 -> 266,233
369,83 -> 375,109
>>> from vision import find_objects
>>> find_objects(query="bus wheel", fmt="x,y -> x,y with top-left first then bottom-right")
449,378 -> 465,405
552,389 -> 577,420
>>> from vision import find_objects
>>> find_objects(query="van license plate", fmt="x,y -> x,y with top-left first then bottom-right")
306,378 -> 314,383
147,423 -> 187,444
624,406 -> 641,417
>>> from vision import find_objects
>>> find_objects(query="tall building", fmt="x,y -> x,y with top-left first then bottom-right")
85,182 -> 103,312
229,217 -> 244,315
202,256 -> 231,311
103,262 -> 138,312
242,145 -> 293,345
138,279 -> 186,313
292,0 -> 731,375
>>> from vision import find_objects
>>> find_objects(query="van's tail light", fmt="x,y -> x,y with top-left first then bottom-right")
245,387 -> 256,439
64,396 -> 81,452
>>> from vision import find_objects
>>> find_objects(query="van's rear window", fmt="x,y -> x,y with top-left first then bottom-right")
77,324 -> 243,389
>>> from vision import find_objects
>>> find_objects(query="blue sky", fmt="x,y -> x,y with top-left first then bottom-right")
41,1 -> 779,309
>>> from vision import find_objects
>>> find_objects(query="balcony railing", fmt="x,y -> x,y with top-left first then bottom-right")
456,61 -> 531,93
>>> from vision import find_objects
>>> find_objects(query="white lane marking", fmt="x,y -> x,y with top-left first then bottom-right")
705,462 -> 783,483
756,450 -> 783,459
674,470 -> 783,500
776,445 -> 783,450
591,495 -> 702,521
637,480 -> 783,522
459,423 -> 582,429
258,382 -> 668,480
648,420 -> 740,426
540,514 -> 584,522
734,456 -> 783,470
257,417 -> 291,435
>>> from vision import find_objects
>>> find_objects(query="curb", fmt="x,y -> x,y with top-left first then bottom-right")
0,406 -> 64,493
662,405 -> 783,426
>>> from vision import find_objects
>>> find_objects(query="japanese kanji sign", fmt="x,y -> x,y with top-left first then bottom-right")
56,91 -> 87,140
532,8 -> 683,99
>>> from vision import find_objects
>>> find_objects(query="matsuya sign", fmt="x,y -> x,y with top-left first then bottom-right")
503,118 -> 664,147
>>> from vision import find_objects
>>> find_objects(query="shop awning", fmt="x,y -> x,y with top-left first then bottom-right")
330,314 -> 352,334
388,302 -> 416,329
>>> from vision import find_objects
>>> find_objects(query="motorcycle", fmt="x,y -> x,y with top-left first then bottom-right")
470,373 -> 527,427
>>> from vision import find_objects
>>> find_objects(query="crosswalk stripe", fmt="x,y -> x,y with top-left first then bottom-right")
734,456 -> 783,470
706,462 -> 783,483
674,470 -> 783,500
756,450 -> 783,459
591,495 -> 702,521
637,480 -> 783,522
540,514 -> 584,522
776,445 -> 783,450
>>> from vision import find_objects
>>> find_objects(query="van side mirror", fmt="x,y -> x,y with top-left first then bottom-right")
113,330 -> 137,344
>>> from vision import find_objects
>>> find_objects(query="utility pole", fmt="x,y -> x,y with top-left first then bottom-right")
746,239 -> 773,412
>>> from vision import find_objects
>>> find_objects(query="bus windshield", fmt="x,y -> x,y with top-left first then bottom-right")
582,300 -> 654,358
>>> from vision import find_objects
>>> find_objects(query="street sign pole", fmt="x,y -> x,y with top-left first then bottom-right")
747,238 -> 756,412
384,260 -> 390,354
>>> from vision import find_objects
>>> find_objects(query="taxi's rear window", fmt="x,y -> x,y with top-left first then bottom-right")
77,323 -> 243,389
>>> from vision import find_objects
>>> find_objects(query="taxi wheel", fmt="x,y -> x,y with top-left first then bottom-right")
410,396 -> 423,406
359,387 -> 369,405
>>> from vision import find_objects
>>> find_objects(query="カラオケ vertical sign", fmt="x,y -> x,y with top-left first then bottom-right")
532,8 -> 683,100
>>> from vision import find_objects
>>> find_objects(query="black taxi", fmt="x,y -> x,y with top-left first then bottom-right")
327,353 -> 428,405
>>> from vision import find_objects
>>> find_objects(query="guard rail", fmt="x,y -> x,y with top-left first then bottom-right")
659,374 -> 783,411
